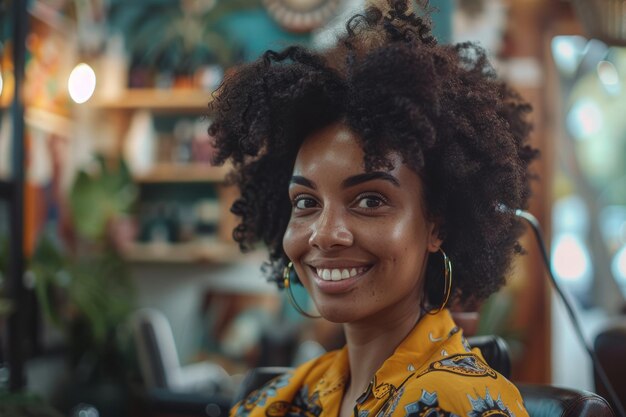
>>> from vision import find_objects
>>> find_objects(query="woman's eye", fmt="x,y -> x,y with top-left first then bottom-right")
356,195 -> 386,209
293,197 -> 317,210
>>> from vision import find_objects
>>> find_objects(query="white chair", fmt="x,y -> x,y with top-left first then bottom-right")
130,308 -> 233,394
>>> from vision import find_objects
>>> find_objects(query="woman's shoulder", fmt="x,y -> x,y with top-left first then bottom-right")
251,348 -> 343,395
293,347 -> 344,376
231,349 -> 344,417
392,352 -> 528,417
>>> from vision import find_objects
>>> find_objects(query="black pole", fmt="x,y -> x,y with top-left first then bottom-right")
6,0 -> 28,391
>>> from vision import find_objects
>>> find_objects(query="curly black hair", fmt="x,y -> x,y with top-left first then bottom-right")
208,0 -> 538,307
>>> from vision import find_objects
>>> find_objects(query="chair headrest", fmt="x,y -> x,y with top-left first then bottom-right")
518,384 -> 616,417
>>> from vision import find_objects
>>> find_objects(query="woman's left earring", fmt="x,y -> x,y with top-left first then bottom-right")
283,261 -> 321,319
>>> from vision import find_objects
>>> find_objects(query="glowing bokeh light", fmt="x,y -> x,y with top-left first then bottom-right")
612,245 -> 626,285
566,99 -> 603,140
553,195 -> 589,234
597,60 -> 621,96
555,38 -> 576,59
597,61 -> 619,86
68,63 -> 96,104
551,36 -> 586,76
551,233 -> 592,283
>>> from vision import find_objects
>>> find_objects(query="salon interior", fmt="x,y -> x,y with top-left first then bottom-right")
0,0 -> 625,416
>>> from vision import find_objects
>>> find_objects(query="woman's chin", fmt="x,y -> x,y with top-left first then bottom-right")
316,306 -> 362,324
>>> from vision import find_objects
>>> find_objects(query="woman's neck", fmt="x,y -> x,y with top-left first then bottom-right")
342,306 -> 422,400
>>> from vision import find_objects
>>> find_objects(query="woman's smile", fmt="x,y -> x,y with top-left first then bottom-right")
311,265 -> 371,281
305,263 -> 373,294
282,122 -> 442,324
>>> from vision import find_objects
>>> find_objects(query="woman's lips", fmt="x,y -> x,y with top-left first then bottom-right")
307,264 -> 372,294
315,266 -> 369,281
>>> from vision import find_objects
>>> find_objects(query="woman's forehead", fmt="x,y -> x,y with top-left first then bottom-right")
298,123 -> 359,154
292,122 -> 405,179
293,123 -> 368,176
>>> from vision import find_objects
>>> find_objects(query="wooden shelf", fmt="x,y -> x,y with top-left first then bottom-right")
25,108 -> 74,137
122,241 -> 241,264
90,88 -> 213,112
134,163 -> 231,183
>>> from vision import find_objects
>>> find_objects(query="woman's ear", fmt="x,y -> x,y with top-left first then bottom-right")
427,220 -> 443,253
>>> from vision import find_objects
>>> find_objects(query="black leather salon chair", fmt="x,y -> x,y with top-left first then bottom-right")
233,336 -> 616,417
519,384 -> 615,417
594,321 -> 626,414
232,366 -> 293,406
137,388 -> 231,417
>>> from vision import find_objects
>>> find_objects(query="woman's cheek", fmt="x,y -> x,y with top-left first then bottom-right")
282,219 -> 305,260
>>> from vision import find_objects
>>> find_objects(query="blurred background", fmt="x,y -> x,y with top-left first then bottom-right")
0,0 -> 625,416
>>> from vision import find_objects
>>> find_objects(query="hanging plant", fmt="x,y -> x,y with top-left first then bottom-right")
108,0 -> 258,74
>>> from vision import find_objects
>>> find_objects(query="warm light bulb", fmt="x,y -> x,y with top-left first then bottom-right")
68,63 -> 96,104
0,67 -> 3,97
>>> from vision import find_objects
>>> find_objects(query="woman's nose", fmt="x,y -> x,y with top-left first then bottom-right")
308,207 -> 354,250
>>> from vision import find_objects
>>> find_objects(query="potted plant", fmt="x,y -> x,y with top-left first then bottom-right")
29,156 -> 138,416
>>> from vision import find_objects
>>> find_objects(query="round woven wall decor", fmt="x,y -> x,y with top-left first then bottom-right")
263,0 -> 342,32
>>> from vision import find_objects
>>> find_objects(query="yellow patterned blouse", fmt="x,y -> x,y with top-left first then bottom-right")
232,309 -> 529,417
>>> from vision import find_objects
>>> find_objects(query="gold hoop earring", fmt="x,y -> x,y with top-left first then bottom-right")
427,248 -> 453,315
283,262 -> 321,319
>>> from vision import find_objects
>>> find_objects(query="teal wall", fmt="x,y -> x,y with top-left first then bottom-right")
431,0 -> 453,44
217,9 -> 311,62
218,0 -> 453,62
109,0 -> 453,65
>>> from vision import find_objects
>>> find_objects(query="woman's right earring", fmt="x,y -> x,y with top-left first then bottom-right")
283,261 -> 321,319
427,248 -> 453,315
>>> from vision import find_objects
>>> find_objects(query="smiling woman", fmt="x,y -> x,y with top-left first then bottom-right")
283,124 -> 440,327
208,1 -> 537,416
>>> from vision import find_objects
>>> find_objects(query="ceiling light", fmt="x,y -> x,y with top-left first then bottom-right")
68,63 -> 96,104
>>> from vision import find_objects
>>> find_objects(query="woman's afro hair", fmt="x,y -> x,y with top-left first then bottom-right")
208,0 -> 539,307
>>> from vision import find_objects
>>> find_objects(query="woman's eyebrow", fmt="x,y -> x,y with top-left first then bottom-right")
341,172 -> 400,188
290,172 -> 399,189
290,176 -> 316,189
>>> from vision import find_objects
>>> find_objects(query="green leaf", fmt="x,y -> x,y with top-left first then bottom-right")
30,236 -> 67,328
69,158 -> 137,239
69,171 -> 109,239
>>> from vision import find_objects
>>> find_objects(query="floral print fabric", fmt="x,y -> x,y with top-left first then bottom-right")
232,309 -> 528,417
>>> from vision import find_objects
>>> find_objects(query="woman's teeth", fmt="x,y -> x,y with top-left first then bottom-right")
316,267 -> 368,281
